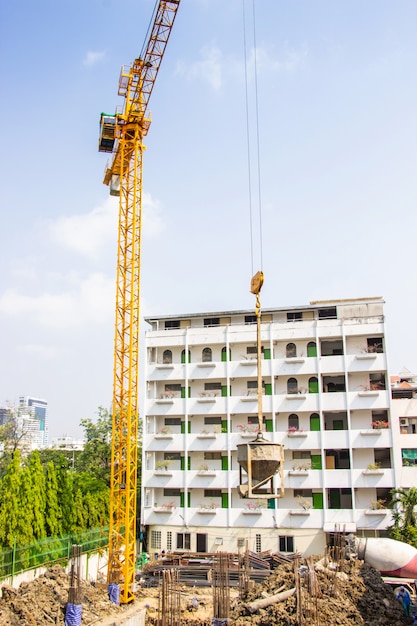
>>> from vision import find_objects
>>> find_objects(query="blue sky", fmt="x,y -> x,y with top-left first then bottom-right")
1,0 -> 416,440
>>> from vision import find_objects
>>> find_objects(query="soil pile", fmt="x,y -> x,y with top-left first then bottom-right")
229,556 -> 414,625
0,565 -> 124,625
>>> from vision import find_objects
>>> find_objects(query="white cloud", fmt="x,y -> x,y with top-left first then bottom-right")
249,42 -> 308,75
83,50 -> 105,67
49,193 -> 164,259
176,44 -> 223,91
0,272 -> 114,329
49,197 -> 118,260
176,42 -> 307,91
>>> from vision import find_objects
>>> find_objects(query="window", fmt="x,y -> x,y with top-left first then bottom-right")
247,380 -> 265,392
202,347 -> 212,362
205,382 -> 222,391
181,349 -> 191,364
163,349 -> 172,363
151,530 -> 162,550
167,531 -> 172,552
370,373 -> 386,390
204,317 -> 220,327
255,534 -> 262,553
402,449 -> 417,466
165,383 -> 181,396
221,346 -> 231,361
286,343 -> 297,358
204,451 -> 222,460
164,452 -> 180,461
204,416 -> 222,425
328,488 -> 352,509
325,450 -> 350,469
248,415 -> 266,425
367,337 -> 383,353
165,320 -> 180,329
288,414 -> 299,429
287,378 -> 298,394
165,417 -> 181,425
287,311 -> 302,322
309,377 -> 319,393
294,489 -> 312,497
374,448 -> 391,468
177,533 -> 191,550
247,346 -> 264,356
164,488 -> 181,497
245,315 -> 257,325
293,451 -> 310,461
204,489 -> 222,498
323,375 -> 346,393
279,535 -> 294,553
318,307 -> 337,319
320,340 -> 343,356
307,341 -> 317,357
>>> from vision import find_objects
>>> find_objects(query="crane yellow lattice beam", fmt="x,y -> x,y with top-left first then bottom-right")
99,0 -> 181,604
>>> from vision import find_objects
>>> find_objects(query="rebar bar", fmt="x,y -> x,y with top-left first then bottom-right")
212,552 -> 230,622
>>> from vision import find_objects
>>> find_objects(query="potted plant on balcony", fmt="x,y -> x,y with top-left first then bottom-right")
291,460 -> 311,473
371,420 -> 390,430
370,498 -> 386,510
287,426 -> 306,437
155,459 -> 173,472
155,500 -> 176,512
243,499 -> 267,514
363,462 -> 383,475
199,500 -> 219,513
291,496 -> 312,515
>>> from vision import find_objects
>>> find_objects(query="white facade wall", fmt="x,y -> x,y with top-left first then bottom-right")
141,298 -> 400,557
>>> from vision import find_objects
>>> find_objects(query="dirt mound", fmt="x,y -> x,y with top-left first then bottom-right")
0,565 -> 124,625
230,557 -> 414,625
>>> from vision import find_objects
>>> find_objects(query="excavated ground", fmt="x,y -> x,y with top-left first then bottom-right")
0,557 -> 415,625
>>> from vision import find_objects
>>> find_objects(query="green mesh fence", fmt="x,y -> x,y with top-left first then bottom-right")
0,527 -> 109,581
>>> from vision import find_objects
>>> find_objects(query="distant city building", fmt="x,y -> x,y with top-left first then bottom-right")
0,398 -> 47,453
51,436 -> 84,451
19,396 -> 49,448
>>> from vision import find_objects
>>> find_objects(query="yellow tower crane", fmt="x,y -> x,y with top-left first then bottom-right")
98,0 -> 181,604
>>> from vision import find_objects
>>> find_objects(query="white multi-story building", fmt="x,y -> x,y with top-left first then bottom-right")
142,297 -> 399,557
390,367 -> 417,488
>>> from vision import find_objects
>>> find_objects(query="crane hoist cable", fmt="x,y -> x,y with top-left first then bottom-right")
242,0 -> 264,278
237,1 -> 285,500
98,0 -> 181,605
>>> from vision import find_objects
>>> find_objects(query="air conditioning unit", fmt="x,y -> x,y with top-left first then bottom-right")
400,419 -> 408,425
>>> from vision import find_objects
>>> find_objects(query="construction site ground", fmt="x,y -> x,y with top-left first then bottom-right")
0,552 -> 416,625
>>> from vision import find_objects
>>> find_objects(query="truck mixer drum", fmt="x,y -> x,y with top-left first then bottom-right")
237,433 -> 284,498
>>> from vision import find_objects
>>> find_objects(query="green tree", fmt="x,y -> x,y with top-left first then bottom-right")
73,489 -> 86,533
78,407 -> 111,485
26,451 -> 46,540
44,461 -> 61,537
18,465 -> 36,546
0,410 -> 28,477
0,450 -> 23,547
389,487 -> 417,547
56,461 -> 74,535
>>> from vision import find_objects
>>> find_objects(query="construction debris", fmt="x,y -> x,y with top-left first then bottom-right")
0,548 -> 415,625
0,565 -> 124,625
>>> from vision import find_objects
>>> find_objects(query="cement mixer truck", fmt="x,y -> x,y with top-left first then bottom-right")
356,537 -> 417,601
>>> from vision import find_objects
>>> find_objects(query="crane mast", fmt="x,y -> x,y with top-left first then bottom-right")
98,0 -> 180,604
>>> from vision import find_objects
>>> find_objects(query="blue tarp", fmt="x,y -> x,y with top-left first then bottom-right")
65,603 -> 82,626
108,582 -> 121,605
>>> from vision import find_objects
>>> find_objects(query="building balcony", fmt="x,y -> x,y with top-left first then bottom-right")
352,468 -> 394,488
